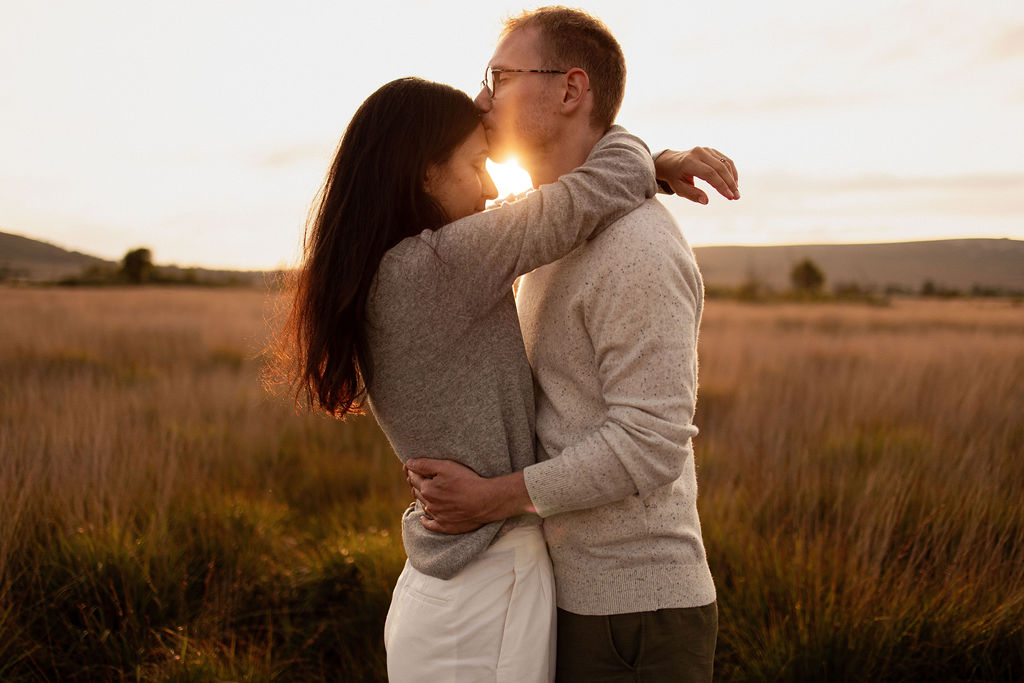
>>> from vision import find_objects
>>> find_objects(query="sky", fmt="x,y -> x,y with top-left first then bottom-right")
1,0 -> 1022,270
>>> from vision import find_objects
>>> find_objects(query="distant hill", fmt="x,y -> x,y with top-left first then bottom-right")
2,230 -> 1022,294
0,230 -> 115,281
693,239 -> 1024,293
0,230 -> 265,286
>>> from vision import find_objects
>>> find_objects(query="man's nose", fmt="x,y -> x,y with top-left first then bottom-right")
474,87 -> 492,112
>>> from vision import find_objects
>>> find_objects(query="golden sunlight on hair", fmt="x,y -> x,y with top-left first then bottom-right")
486,158 -> 533,198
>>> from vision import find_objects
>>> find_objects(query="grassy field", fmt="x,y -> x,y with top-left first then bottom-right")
1,287 -> 1021,681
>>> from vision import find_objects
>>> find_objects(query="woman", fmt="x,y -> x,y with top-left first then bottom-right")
277,77 -> 655,681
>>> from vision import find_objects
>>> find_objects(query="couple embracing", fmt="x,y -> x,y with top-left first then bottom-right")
280,7 -> 739,681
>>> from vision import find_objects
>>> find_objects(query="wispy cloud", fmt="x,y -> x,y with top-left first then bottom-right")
645,90 -> 880,118
258,141 -> 333,168
718,171 -> 1024,223
756,172 -> 1024,193
988,25 -> 1024,60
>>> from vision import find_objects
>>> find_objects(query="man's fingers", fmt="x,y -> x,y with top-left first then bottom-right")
421,517 -> 441,532
419,516 -> 483,535
404,458 -> 440,476
406,468 -> 429,492
421,517 -> 461,533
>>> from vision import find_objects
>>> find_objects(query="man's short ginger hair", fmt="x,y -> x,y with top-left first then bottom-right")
502,6 -> 626,130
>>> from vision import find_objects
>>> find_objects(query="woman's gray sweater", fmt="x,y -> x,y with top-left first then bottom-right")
365,127 -> 656,579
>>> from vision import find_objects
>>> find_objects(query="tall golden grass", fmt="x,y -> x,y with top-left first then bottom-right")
0,288 -> 407,681
697,300 -> 1024,680
0,288 -> 1021,681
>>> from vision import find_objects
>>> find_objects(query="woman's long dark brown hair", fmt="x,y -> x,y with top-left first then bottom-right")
269,77 -> 480,417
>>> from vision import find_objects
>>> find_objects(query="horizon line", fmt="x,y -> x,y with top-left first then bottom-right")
3,228 -> 1022,273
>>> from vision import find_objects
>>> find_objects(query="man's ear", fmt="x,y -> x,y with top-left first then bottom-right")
560,67 -> 590,113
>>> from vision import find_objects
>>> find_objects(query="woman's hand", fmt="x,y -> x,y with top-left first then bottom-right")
655,147 -> 739,204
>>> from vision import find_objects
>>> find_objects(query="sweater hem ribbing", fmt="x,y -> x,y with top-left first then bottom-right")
551,560 -> 716,616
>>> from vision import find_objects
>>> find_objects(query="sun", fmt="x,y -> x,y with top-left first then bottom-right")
486,158 -> 533,199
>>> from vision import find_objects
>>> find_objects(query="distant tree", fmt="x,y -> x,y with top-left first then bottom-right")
59,264 -> 119,286
920,279 -> 963,298
790,258 -> 825,294
121,248 -> 154,284
971,284 -> 1000,298
885,283 -> 913,297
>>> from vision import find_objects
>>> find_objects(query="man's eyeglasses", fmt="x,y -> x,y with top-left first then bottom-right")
482,67 -> 568,98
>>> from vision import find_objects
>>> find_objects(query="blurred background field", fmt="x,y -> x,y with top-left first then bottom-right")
1,287 -> 1021,681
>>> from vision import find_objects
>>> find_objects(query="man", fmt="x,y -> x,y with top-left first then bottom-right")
407,7 -> 737,680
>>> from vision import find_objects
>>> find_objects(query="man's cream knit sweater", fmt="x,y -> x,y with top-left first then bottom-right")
518,198 -> 717,615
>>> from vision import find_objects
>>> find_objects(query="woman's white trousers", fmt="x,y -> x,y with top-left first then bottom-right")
384,524 -> 556,682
